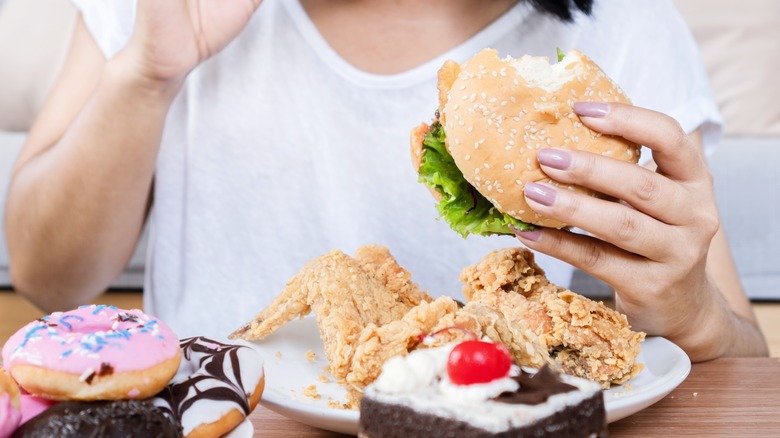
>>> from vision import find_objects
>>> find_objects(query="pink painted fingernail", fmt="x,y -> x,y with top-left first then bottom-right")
512,227 -> 542,242
538,148 -> 571,170
573,102 -> 609,118
525,182 -> 556,206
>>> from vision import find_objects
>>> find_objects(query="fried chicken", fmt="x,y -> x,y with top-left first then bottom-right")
460,247 -> 645,387
232,244 -> 645,409
344,297 -> 551,406
229,245 -> 433,381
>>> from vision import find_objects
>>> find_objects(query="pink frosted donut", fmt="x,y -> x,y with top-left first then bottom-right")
0,368 -> 21,438
1,305 -> 181,401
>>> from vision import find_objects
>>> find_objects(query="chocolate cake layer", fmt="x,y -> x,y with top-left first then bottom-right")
359,391 -> 607,438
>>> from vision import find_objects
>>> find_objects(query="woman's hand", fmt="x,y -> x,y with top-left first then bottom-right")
513,102 -> 765,360
121,0 -> 263,87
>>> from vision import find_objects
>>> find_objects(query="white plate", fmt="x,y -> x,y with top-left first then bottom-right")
224,419 -> 254,438
242,316 -> 690,435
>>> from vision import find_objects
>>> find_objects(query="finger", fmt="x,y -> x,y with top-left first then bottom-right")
512,226 -> 646,292
573,102 -> 707,182
523,181 -> 674,261
536,148 -> 688,225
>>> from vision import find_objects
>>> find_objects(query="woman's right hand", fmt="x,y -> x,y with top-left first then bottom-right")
122,0 -> 263,86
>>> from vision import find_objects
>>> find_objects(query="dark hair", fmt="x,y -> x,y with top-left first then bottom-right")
529,0 -> 594,21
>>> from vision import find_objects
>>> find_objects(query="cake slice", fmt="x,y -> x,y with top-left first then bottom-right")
359,341 -> 607,438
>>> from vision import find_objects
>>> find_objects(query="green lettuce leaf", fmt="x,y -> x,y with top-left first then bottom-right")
417,121 -> 535,238
557,48 -> 566,62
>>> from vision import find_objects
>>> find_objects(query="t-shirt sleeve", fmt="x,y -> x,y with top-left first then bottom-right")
69,0 -> 136,60
584,0 -> 723,158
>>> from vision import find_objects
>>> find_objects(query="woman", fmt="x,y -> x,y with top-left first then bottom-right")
4,0 -> 767,359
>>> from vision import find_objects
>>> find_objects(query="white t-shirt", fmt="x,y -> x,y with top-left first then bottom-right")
71,0 -> 722,339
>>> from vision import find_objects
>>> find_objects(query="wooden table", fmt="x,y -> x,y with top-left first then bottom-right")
248,358 -> 780,436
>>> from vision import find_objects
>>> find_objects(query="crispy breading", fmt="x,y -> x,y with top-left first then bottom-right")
460,247 -> 645,388
232,244 -> 646,409
229,247 -> 433,382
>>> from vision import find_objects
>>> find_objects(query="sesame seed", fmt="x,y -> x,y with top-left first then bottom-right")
465,155 -> 471,160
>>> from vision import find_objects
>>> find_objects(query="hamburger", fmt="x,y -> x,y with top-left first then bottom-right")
411,48 -> 640,236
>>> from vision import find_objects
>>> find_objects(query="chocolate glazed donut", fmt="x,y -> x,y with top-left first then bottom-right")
12,400 -> 182,438
154,337 -> 265,438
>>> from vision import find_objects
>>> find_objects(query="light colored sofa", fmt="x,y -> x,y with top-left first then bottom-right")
1,0 -> 778,298
0,0 -> 146,288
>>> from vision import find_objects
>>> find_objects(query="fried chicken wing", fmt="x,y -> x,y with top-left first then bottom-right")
229,246 -> 433,381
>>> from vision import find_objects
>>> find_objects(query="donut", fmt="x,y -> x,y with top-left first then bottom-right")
1,305 -> 181,401
154,337 -> 265,438
0,368 -> 22,438
10,399 -> 182,438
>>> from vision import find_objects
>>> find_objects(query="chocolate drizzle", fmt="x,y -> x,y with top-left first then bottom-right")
154,337 -> 256,429
492,365 -> 577,405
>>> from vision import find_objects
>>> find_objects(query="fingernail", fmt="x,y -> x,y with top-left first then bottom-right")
511,227 -> 542,242
525,182 -> 556,206
537,148 -> 571,170
573,102 -> 609,118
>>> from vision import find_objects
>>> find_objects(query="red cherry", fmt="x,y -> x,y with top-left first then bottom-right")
447,340 -> 512,385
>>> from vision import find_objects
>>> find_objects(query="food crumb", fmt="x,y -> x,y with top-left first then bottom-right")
692,392 -> 698,397
305,350 -> 317,363
326,399 -> 351,410
302,384 -> 321,399
275,351 -> 282,359
316,374 -> 331,383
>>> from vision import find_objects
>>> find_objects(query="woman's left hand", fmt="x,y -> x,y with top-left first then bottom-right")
513,102 -> 728,359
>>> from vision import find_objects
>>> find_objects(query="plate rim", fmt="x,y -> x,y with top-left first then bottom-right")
248,317 -> 691,432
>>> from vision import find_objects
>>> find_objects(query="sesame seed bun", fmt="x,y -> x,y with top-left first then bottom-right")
415,48 -> 640,229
